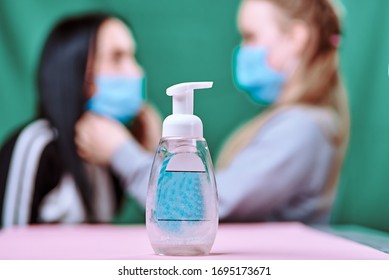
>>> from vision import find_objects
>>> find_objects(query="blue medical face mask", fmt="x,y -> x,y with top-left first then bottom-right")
86,75 -> 145,124
233,46 -> 287,105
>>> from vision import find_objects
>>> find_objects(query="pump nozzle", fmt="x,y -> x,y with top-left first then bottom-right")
163,81 -> 214,138
166,82 -> 213,115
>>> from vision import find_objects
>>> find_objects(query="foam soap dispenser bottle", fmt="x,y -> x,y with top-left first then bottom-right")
146,82 -> 218,256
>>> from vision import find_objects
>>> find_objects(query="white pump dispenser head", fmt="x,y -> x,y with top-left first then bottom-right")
162,82 -> 213,138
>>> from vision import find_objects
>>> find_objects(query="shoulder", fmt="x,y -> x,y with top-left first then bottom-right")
6,119 -> 60,170
258,106 -> 335,146
0,119 -> 60,180
0,120 -> 62,226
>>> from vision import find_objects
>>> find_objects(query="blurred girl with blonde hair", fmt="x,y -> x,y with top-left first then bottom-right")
216,0 -> 349,223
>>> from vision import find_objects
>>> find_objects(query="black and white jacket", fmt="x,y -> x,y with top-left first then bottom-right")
0,120 -> 122,229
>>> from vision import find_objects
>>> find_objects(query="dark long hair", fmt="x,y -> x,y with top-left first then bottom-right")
37,14 -> 110,220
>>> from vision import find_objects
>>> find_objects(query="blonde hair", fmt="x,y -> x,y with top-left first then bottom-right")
217,0 -> 350,208
275,0 -> 349,147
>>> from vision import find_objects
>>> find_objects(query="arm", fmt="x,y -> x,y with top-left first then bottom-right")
109,139 -> 154,207
217,109 -> 334,222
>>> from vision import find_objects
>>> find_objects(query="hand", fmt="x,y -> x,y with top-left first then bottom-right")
75,113 -> 132,165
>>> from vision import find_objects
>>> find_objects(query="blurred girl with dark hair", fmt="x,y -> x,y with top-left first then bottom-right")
0,14 -> 161,228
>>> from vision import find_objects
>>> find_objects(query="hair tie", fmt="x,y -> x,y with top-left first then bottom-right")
330,35 -> 341,47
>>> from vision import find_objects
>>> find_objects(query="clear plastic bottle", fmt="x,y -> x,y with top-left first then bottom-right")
146,138 -> 218,256
146,82 -> 218,256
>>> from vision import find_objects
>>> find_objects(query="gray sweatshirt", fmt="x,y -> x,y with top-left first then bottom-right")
110,107 -> 335,224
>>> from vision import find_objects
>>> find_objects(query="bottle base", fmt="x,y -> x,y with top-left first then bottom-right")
152,243 -> 212,256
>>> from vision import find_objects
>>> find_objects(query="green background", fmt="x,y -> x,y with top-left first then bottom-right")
1,0 -> 389,231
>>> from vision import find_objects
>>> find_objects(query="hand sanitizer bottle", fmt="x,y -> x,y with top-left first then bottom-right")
146,82 -> 218,256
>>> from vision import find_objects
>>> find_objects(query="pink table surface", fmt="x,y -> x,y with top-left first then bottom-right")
0,222 -> 388,260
